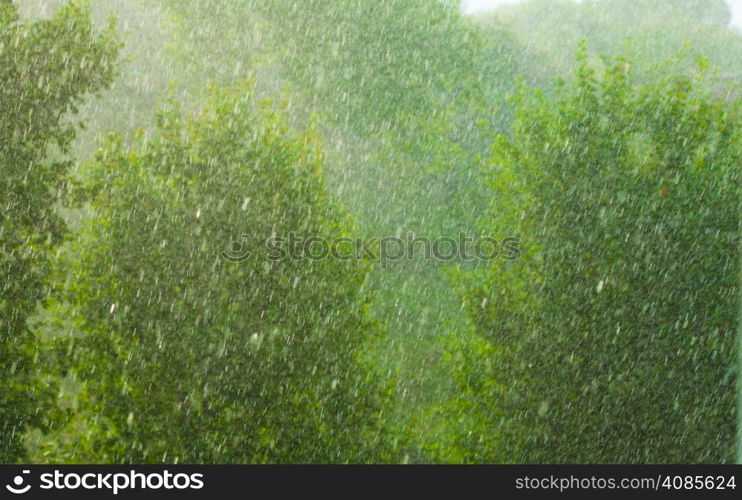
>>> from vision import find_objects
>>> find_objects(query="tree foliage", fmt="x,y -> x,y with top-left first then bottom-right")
477,0 -> 742,87
38,83 -> 389,463
0,0 -> 118,462
458,48 -> 740,462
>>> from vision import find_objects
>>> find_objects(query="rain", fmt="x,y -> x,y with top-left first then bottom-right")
1,0 -> 740,464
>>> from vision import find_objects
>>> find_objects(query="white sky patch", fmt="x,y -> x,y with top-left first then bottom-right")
462,0 -> 521,14
462,0 -> 742,28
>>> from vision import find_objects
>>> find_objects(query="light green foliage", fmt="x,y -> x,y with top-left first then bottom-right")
38,83 -> 389,463
477,0 -> 742,87
0,0 -> 118,462
460,47 -> 741,462
407,326 -> 504,463
19,0 -> 180,159
157,0 -> 517,236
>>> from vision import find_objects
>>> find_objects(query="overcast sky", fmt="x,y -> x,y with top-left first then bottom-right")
462,0 -> 742,27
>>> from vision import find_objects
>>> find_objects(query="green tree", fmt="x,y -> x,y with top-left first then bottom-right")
39,83 -> 389,463
458,48 -> 740,463
0,0 -> 118,462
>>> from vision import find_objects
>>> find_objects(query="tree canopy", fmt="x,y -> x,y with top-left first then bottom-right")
0,0 -> 118,462
456,48 -> 740,462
